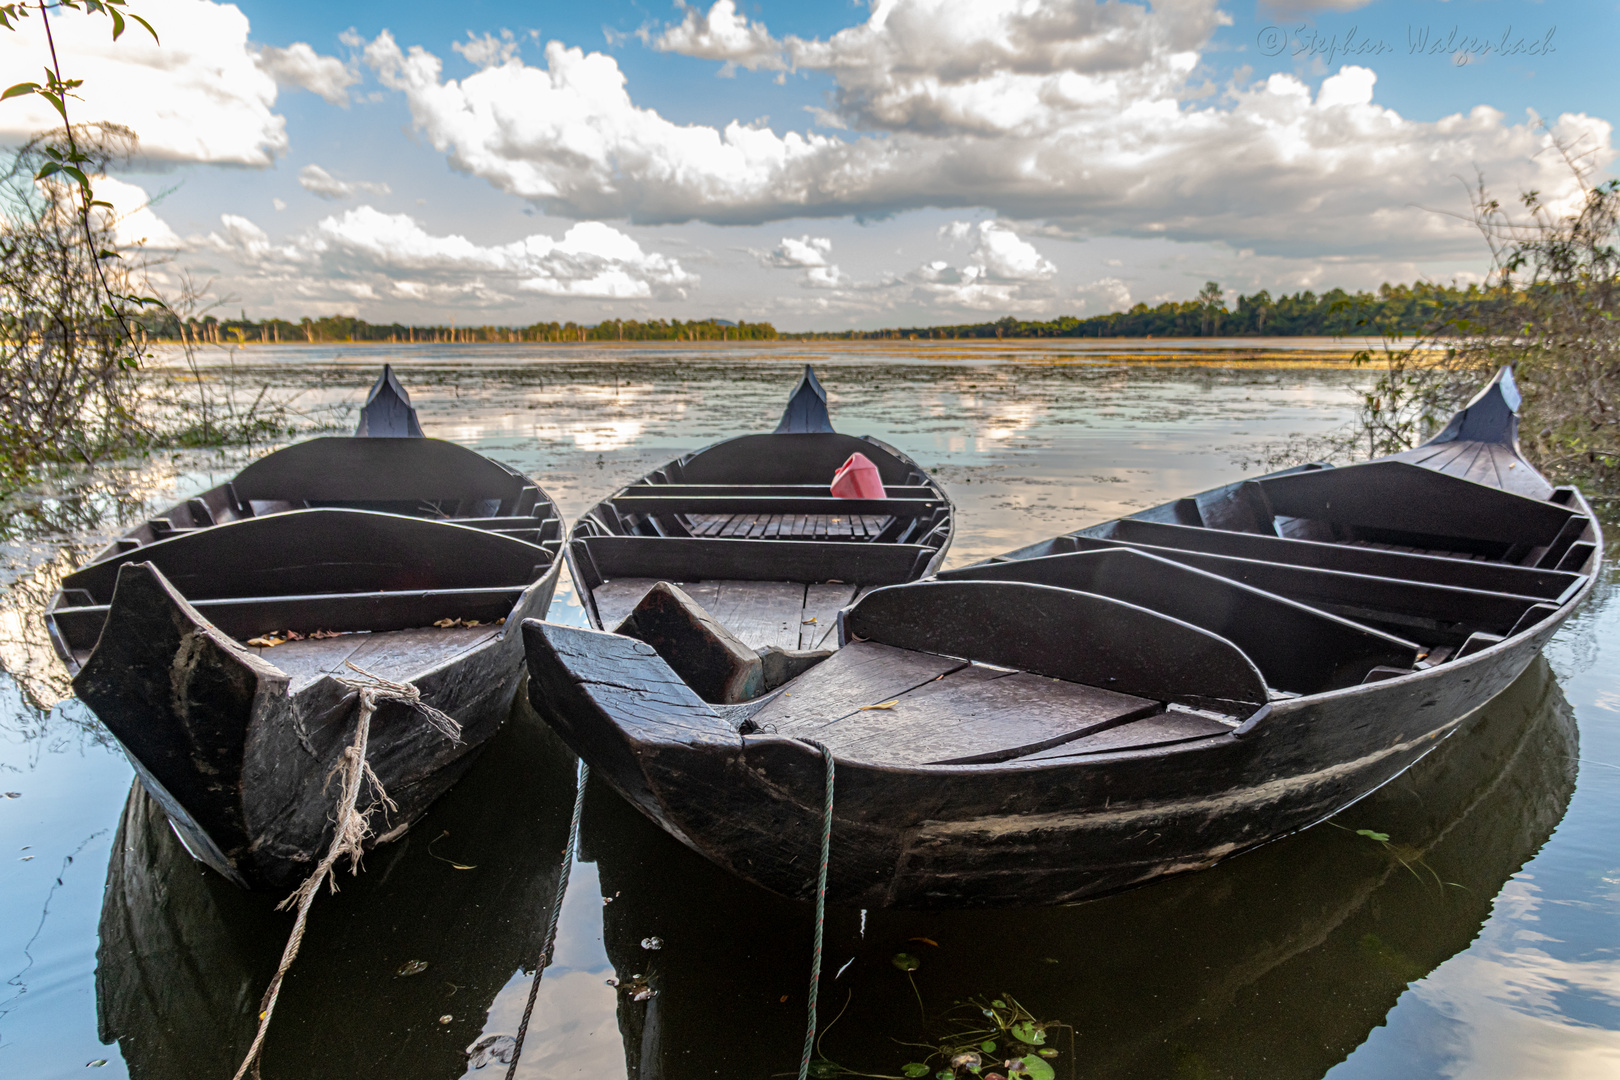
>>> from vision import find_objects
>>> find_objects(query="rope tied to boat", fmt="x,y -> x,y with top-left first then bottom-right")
230,663 -> 462,1080
797,739 -> 836,1080
503,757 -> 589,1080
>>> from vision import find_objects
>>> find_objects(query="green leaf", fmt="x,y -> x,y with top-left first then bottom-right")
1010,1021 -> 1045,1046
892,952 -> 920,972
61,165 -> 89,187
109,8 -> 123,39
1009,1056 -> 1055,1080
1356,829 -> 1391,844
1036,1049 -> 1058,1059
2,82 -> 40,101
37,90 -> 68,122
128,11 -> 158,42
979,1041 -> 996,1053
35,161 -> 61,179
990,999 -> 1006,1008
901,1065 -> 930,1078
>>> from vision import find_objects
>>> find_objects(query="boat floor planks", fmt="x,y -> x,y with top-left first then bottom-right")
806,665 -> 1161,766
257,625 -> 499,693
801,583 -> 859,650
1015,709 -> 1239,761
706,581 -> 807,651
595,578 -> 816,653
749,641 -> 968,733
524,366 -> 1604,908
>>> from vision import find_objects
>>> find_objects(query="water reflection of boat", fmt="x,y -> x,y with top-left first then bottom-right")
49,366 -> 565,890
581,657 -> 1577,1080
94,699 -> 576,1079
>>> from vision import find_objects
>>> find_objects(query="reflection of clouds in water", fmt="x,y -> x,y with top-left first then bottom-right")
540,420 -> 649,453
1343,877 -> 1620,1079
436,384 -> 680,452
0,453 -> 257,718
982,398 -> 1047,442
471,968 -> 625,1080
0,553 -> 78,711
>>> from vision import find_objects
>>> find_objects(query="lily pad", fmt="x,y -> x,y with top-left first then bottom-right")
892,952 -> 921,972
1009,1021 -> 1045,1046
1008,1056 -> 1055,1080
980,1040 -> 997,1053
990,998 -> 1007,1008
1037,1049 -> 1058,1058
901,1064 -> 931,1078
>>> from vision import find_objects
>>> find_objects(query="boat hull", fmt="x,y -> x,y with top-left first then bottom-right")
78,560 -> 561,891
527,601 -> 1569,909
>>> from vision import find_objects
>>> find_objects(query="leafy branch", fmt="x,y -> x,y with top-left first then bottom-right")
2,1 -> 163,362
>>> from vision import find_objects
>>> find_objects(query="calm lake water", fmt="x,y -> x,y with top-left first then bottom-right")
2,344 -> 1617,1079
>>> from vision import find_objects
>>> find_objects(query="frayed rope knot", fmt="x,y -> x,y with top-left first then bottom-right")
231,661 -> 463,1080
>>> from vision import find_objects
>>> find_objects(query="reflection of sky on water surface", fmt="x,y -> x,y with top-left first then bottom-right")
0,347 -> 1615,1079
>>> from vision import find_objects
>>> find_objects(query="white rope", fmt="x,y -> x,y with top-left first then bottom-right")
231,663 -> 461,1080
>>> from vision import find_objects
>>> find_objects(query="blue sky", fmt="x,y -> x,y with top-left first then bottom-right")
3,0 -> 1615,329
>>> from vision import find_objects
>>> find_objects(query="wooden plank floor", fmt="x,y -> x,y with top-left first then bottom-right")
249,625 -> 497,693
593,578 -> 862,653
686,512 -> 893,540
756,644 -> 1164,766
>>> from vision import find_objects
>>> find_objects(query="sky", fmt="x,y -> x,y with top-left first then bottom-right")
1,0 -> 1616,331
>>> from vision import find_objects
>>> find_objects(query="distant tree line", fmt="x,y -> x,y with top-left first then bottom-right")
788,282 -> 1499,340
137,314 -> 779,344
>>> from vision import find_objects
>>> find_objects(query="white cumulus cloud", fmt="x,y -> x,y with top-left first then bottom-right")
646,0 -> 785,72
362,0 -> 1613,258
92,177 -> 184,249
0,0 -> 286,166
763,235 -> 833,267
256,41 -> 359,106
200,206 -> 696,304
453,29 -> 521,69
298,164 -> 392,200
943,220 -> 1057,282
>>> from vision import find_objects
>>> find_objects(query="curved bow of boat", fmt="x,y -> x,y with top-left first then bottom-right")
1387,365 -> 1552,498
355,363 -> 426,437
774,364 -> 835,434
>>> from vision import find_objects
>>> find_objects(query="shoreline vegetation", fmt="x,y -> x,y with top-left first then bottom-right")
138,281 -> 1486,345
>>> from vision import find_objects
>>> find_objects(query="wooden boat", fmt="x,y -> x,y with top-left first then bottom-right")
567,364 -> 953,653
95,700 -> 577,1079
525,367 -> 1600,908
576,656 -> 1574,1080
47,366 -> 564,890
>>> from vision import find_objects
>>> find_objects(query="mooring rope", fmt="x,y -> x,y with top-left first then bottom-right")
504,757 -> 590,1080
231,663 -> 460,1080
797,739 -> 836,1080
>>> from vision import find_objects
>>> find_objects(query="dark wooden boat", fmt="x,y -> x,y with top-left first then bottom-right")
525,367 -> 1601,908
577,656 -> 1575,1080
47,366 -> 564,890
567,364 -> 953,652
95,700 -> 578,1080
